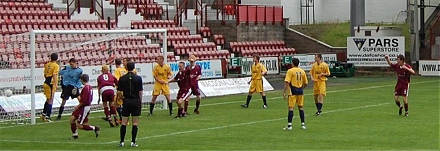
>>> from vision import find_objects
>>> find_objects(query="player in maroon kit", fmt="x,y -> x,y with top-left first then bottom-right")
185,55 -> 202,114
97,65 -> 119,127
385,54 -> 415,117
168,62 -> 191,118
70,74 -> 100,139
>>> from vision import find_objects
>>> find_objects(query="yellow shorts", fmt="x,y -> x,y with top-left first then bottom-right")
288,95 -> 304,108
43,83 -> 55,100
313,81 -> 326,96
249,79 -> 263,93
115,91 -> 124,106
153,83 -> 170,96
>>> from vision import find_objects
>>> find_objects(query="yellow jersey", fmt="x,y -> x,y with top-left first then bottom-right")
114,66 -> 137,80
153,64 -> 172,82
251,63 -> 267,80
310,62 -> 330,81
43,61 -> 59,85
285,67 -> 308,90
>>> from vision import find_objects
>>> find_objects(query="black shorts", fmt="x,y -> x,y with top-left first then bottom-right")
121,98 -> 142,117
61,85 -> 79,100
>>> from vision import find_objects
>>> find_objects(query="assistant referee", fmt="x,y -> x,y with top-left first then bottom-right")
117,61 -> 143,147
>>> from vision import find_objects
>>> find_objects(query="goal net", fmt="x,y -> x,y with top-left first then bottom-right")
0,29 -> 168,125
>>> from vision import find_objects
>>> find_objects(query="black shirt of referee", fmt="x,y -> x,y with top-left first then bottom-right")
117,61 -> 143,117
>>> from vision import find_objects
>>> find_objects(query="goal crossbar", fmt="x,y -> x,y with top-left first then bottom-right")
29,29 -> 168,125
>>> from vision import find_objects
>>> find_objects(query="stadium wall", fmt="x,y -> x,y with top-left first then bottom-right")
207,20 -> 238,48
207,20 -> 285,48
236,23 -> 285,42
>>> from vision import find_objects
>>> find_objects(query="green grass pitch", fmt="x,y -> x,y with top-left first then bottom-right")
0,76 -> 438,150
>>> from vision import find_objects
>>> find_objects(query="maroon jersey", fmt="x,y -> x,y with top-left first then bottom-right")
391,63 -> 412,85
174,69 -> 190,90
97,72 -> 118,89
80,85 -> 93,107
186,64 -> 202,86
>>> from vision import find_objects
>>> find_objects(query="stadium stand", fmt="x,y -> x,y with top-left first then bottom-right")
0,0 -> 299,70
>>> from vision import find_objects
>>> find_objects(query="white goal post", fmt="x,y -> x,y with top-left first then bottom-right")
28,29 -> 168,125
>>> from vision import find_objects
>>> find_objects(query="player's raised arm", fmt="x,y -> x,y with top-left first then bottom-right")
384,54 -> 392,66
402,65 -> 416,74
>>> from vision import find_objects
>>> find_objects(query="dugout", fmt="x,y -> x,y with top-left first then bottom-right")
327,61 -> 356,77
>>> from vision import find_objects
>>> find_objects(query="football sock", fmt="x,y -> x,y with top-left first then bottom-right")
262,96 -> 267,106
110,106 -> 117,116
195,99 -> 200,110
246,95 -> 252,106
177,107 -> 182,116
395,101 -> 401,107
315,103 -> 319,110
299,110 -> 305,123
168,103 -> 173,114
82,125 -> 95,131
46,104 -> 53,118
404,103 -> 408,112
58,106 -> 64,116
42,102 -> 48,114
120,125 -> 127,143
184,101 -> 189,113
149,103 -> 155,114
317,103 -> 323,112
104,107 -> 110,118
70,123 -> 77,134
116,107 -> 122,120
288,110 -> 293,123
132,125 -> 138,143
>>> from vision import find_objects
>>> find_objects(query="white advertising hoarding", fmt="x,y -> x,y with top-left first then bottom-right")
241,57 -> 279,75
291,54 -> 337,71
0,60 -> 223,89
199,77 -> 274,97
419,60 -> 440,76
347,37 -> 405,67
0,76 -> 274,112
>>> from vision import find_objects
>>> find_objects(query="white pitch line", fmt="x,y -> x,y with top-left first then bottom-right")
0,102 -> 390,145
0,80 -> 436,130
108,102 -> 391,144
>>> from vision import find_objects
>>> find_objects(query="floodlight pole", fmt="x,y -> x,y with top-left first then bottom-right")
413,0 -> 420,64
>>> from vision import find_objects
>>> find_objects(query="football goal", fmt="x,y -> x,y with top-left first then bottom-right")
0,29 -> 168,125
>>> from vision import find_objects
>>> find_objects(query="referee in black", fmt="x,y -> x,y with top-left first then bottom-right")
117,61 -> 143,147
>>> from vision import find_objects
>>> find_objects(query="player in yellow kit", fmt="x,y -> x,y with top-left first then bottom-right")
149,56 -> 173,116
283,58 -> 308,130
41,53 -> 60,122
310,54 -> 330,116
111,58 -> 138,124
241,54 -> 268,108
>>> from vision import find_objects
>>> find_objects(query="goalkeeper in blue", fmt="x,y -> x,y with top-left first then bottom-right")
283,58 -> 308,130
57,58 -> 83,120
